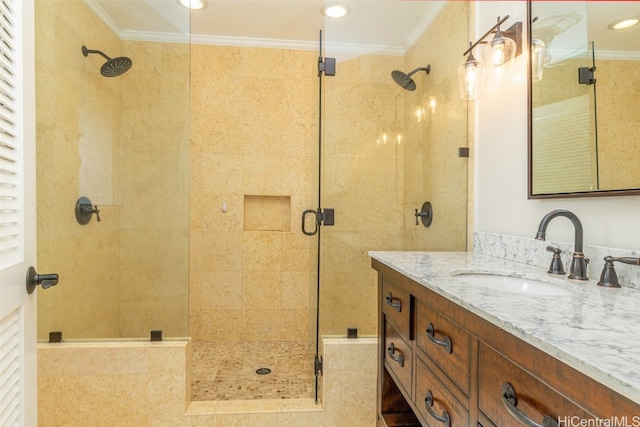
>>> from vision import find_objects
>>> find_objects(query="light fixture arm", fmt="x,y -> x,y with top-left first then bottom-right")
463,15 -> 511,56
463,42 -> 476,63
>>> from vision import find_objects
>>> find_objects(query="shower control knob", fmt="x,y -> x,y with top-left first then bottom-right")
26,266 -> 59,294
75,196 -> 101,224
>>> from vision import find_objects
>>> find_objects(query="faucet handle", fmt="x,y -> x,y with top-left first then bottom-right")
598,257 -> 621,288
597,256 -> 640,288
606,256 -> 640,266
545,246 -> 566,275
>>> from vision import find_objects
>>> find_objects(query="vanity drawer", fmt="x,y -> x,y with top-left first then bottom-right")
382,276 -> 411,341
415,354 -> 469,427
416,298 -> 471,396
478,343 -> 591,426
384,320 -> 413,399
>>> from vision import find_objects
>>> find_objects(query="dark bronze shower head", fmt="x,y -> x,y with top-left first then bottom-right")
82,45 -> 132,77
391,65 -> 431,91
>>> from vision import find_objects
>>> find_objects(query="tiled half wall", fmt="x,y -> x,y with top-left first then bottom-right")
37,337 -> 377,426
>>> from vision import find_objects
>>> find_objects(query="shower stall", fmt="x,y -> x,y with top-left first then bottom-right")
35,0 -> 469,408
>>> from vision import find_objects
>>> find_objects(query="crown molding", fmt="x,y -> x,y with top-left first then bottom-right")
83,0 -> 123,38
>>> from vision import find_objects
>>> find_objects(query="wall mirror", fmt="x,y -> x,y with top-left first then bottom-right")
528,1 -> 640,198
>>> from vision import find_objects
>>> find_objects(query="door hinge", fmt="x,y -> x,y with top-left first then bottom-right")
318,57 -> 336,77
317,208 -> 335,226
315,355 -> 323,376
578,66 -> 596,85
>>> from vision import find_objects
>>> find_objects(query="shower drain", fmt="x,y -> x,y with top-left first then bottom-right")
256,368 -> 272,375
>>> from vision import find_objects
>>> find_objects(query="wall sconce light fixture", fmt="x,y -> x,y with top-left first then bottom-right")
458,42 -> 484,100
531,38 -> 546,82
483,17 -> 522,70
458,15 -> 522,99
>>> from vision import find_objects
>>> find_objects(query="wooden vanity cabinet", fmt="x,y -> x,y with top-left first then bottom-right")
478,342 -> 591,426
373,258 -> 640,427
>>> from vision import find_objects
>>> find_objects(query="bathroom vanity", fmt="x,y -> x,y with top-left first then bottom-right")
371,251 -> 640,427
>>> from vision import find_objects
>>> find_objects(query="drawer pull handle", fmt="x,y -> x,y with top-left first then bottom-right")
387,343 -> 404,367
385,293 -> 402,312
425,323 -> 452,354
424,390 -> 451,427
501,383 -> 558,427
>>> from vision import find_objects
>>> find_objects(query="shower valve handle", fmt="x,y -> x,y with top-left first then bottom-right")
81,204 -> 100,222
75,197 -> 101,224
91,205 -> 101,222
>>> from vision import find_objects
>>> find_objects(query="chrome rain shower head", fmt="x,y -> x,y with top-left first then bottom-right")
82,45 -> 132,78
391,65 -> 431,91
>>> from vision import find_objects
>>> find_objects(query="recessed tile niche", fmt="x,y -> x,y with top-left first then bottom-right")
244,195 -> 291,232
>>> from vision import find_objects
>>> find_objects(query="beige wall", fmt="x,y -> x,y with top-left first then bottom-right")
118,40 -> 190,338
320,53 -> 405,336
402,1 -> 469,252
188,46 -> 410,340
35,0 -> 189,340
35,0 -> 122,339
189,45 -> 320,343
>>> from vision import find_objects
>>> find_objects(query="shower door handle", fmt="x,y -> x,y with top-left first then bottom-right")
302,209 -> 318,236
302,208 -> 335,236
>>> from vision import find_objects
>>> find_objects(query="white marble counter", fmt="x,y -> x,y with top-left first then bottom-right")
369,251 -> 640,405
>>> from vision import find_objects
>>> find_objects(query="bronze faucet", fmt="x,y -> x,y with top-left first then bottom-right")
535,210 -> 589,280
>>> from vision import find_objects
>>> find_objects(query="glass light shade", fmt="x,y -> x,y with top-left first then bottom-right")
531,39 -> 546,82
482,31 -> 516,83
457,54 -> 484,100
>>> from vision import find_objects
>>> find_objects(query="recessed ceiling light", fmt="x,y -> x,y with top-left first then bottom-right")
178,0 -> 208,10
322,4 -> 350,19
608,17 -> 640,30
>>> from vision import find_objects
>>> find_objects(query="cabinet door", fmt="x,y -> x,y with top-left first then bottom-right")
478,343 -> 591,426
416,299 -> 471,397
415,354 -> 469,427
384,320 -> 413,399
382,276 -> 412,342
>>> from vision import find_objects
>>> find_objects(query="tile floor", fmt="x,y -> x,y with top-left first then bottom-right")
191,341 -> 317,401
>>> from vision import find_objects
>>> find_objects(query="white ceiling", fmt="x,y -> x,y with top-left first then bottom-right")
85,1 -> 640,57
85,0 -> 443,55
533,1 -> 640,60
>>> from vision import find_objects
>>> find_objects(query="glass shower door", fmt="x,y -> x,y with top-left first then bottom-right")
303,29 -> 335,404
318,0 -> 470,346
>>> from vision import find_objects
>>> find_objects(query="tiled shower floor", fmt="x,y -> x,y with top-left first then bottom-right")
191,341 -> 316,401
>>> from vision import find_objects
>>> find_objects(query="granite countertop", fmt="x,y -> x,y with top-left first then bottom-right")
369,251 -> 640,405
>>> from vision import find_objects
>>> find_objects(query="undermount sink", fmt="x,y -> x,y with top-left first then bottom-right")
451,272 -> 575,296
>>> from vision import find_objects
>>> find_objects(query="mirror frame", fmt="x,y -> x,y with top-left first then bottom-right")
527,1 -> 640,199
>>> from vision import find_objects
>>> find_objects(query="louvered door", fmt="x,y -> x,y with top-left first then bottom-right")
0,0 -> 37,426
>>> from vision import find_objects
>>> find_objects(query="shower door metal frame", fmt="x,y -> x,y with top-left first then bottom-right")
307,29 -> 335,404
